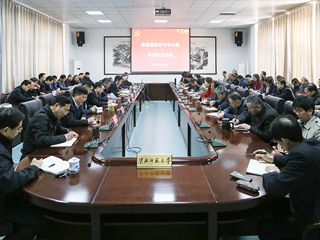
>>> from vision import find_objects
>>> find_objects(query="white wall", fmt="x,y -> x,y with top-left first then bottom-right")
66,26 -> 252,83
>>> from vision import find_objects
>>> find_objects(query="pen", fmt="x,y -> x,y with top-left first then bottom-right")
48,163 -> 55,168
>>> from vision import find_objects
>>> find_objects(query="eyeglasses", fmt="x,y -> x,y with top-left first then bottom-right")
293,109 -> 304,114
13,126 -> 23,132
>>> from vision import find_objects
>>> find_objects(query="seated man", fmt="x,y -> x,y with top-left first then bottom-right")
27,77 -> 41,97
39,76 -> 54,94
234,95 -> 278,143
87,82 -> 109,107
304,83 -> 320,107
120,72 -> 132,89
245,77 -> 254,89
78,73 -> 85,84
0,108 -> 45,239
237,75 -> 246,88
83,72 -> 91,82
217,92 -> 248,122
188,78 -> 197,91
272,78 -> 295,101
291,78 -> 301,95
255,115 -> 320,240
50,75 -> 58,90
262,76 -> 278,96
297,76 -> 309,94
293,96 -> 320,140
21,95 -> 78,159
6,80 -> 38,105
195,79 -> 207,96
209,85 -> 230,110
101,77 -> 112,100
60,86 -> 95,128
106,75 -> 123,98
82,80 -> 97,114
57,74 -> 70,90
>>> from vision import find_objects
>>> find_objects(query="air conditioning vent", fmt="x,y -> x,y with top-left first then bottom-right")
220,12 -> 237,16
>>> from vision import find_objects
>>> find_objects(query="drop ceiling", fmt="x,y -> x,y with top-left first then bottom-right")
14,0 -> 313,29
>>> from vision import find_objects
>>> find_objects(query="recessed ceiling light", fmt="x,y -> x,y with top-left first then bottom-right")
154,20 -> 168,23
210,20 -> 223,23
98,20 -> 112,23
86,11 -> 103,15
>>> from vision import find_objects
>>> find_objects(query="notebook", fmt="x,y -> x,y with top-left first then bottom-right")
51,138 -> 77,147
246,159 -> 275,176
96,107 -> 103,113
40,156 -> 69,174
203,106 -> 218,111
206,112 -> 218,117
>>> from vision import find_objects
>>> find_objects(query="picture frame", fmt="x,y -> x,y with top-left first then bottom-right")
190,36 -> 217,75
104,36 -> 131,75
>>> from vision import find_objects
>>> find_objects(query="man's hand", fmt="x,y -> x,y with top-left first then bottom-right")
30,158 -> 43,168
265,166 -> 280,173
81,117 -> 86,120
90,106 -> 97,112
209,100 -> 215,106
231,118 -> 239,125
88,117 -> 95,124
238,123 -> 251,130
40,92 -> 46,96
65,131 -> 78,141
201,99 -> 207,104
217,111 -> 224,119
253,149 -> 274,163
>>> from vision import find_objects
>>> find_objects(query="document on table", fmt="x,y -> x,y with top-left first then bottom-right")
246,159 -> 275,176
96,107 -> 103,113
110,93 -> 121,100
40,156 -> 69,174
206,112 -> 218,117
51,138 -> 77,147
203,106 -> 218,111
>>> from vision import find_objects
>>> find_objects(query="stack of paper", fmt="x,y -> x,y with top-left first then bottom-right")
246,159 -> 275,176
96,107 -> 103,113
203,106 -> 218,111
51,138 -> 77,147
40,156 -> 69,174
206,112 -> 218,117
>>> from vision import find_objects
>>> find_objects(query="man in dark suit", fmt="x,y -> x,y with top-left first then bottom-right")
217,92 -> 248,122
21,95 -> 78,160
272,78 -> 295,101
57,75 -> 70,90
6,80 -> 39,105
101,77 -> 112,100
82,80 -> 97,114
234,95 -> 279,143
27,77 -> 41,97
60,86 -> 95,128
305,83 -> 320,106
209,85 -> 230,111
83,72 -> 91,82
106,75 -> 122,98
0,108 -> 45,239
87,82 -> 109,107
255,115 -> 320,240
120,72 -> 132,89
39,76 -> 55,94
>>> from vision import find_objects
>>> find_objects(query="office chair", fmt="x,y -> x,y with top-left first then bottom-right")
64,88 -> 73,98
236,87 -> 249,97
40,93 -> 54,106
249,91 -> 262,99
19,99 -> 43,130
0,222 -> 13,236
283,101 -> 297,119
264,95 -> 284,114
302,220 -> 320,240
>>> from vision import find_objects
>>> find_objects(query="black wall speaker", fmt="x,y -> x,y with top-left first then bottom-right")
76,31 -> 85,47
235,31 -> 243,46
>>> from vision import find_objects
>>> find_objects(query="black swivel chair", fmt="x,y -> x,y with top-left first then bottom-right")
19,99 -> 43,130
0,223 -> 13,237
264,95 -> 284,114
283,101 -> 297,118
249,91 -> 262,99
302,220 -> 320,240
64,88 -> 73,98
40,93 -> 54,106
236,88 -> 249,98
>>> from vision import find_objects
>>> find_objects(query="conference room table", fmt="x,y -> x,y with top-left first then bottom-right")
17,83 -> 275,240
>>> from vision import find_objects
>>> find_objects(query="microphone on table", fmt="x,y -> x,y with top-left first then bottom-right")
195,112 -> 210,128
84,125 -> 99,149
208,130 -> 226,147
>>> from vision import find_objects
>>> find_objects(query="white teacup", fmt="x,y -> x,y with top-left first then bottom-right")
68,157 -> 80,174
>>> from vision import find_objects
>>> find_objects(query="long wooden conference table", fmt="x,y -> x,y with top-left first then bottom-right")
17,83 -> 275,240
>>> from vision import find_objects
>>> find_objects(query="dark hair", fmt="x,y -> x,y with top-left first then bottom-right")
79,73 -> 84,76
51,95 -> 71,106
253,74 -> 260,81
261,71 -> 266,76
68,74 -> 72,78
0,108 -> 25,130
245,74 -> 252,78
222,71 -> 227,74
265,76 -> 274,85
85,72 -> 90,75
237,75 -> 244,81
246,95 -> 264,108
94,82 -> 103,89
215,85 -> 228,95
185,73 -> 193,79
196,79 -> 203,86
46,76 -> 54,82
261,76 -> 266,82
213,81 -> 220,89
194,74 -> 201,79
52,75 -> 57,79
306,83 -> 317,93
277,78 -> 287,87
82,80 -> 94,88
30,77 -> 38,82
21,80 -> 31,86
291,78 -> 299,84
38,73 -> 45,79
293,95 -> 315,115
115,75 -> 123,82
124,72 -> 129,75
271,115 -> 303,142
73,75 -> 78,80
60,74 -> 66,79
189,78 -> 196,84
182,71 -> 188,77
72,86 -> 88,97
228,92 -> 242,102
102,77 -> 112,84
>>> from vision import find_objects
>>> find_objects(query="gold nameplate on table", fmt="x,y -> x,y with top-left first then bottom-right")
137,169 -> 172,178
137,154 -> 172,169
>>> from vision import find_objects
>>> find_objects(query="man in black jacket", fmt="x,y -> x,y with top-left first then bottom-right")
120,72 -> 132,89
209,85 -> 230,111
60,86 -> 95,127
57,74 -> 70,90
27,77 -> 41,97
39,76 -> 54,94
87,82 -> 109,107
6,80 -> 39,105
217,92 -> 248,122
234,95 -> 279,143
305,83 -> 320,106
272,78 -> 295,101
101,77 -> 112,100
255,115 -> 320,240
21,95 -> 78,159
106,75 -> 123,97
0,108 -> 45,240
82,80 -> 97,114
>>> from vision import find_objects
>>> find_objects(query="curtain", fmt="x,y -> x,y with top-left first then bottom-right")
287,4 -> 313,81
274,14 -> 287,79
2,0 -> 64,93
316,1 -> 320,81
257,19 -> 274,78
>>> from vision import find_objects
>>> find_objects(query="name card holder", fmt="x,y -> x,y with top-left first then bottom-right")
137,154 -> 172,169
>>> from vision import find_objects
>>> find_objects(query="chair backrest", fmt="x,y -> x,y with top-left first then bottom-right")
283,100 -> 297,119
230,85 -> 238,92
302,220 -> 320,240
249,91 -> 262,99
40,93 -> 54,106
314,110 -> 320,118
64,88 -> 73,98
236,87 -> 249,97
264,95 -> 284,114
19,99 -> 43,130
0,223 -> 13,236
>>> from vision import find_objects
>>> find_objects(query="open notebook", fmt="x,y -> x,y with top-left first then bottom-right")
246,159 -> 275,176
40,156 -> 69,174
206,112 -> 218,118
51,138 -> 77,147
